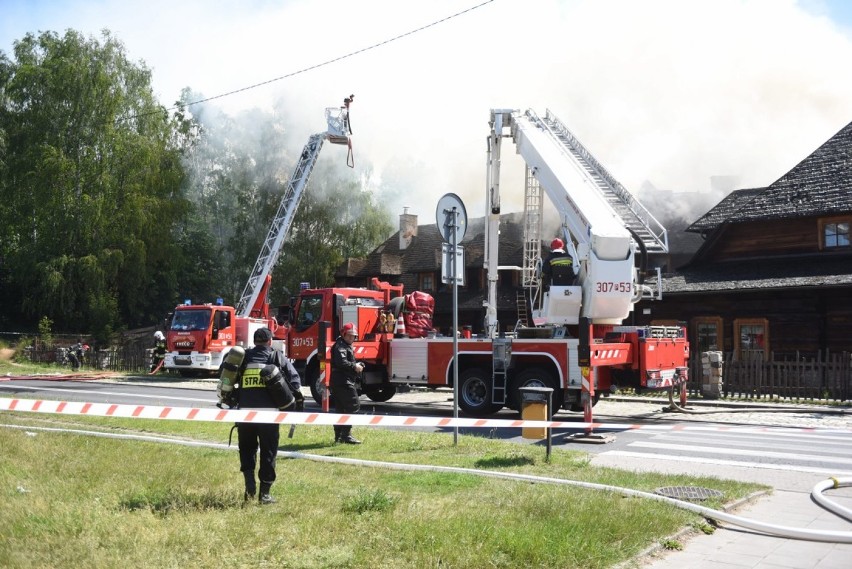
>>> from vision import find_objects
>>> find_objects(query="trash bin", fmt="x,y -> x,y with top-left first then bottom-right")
519,386 -> 553,440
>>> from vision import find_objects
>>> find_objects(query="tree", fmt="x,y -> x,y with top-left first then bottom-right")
0,30 -> 193,340
271,163 -> 394,302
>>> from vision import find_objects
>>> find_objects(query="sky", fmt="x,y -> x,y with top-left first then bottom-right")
3,0 -> 852,228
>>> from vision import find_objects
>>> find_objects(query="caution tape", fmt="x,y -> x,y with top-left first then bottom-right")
1,397 -> 851,434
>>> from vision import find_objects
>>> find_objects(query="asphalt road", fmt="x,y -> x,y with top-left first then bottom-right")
2,376 -> 850,494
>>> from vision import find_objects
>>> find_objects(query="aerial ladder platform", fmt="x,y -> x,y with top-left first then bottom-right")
236,99 -> 354,317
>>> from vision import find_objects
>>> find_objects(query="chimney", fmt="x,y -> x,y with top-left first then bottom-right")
399,207 -> 418,250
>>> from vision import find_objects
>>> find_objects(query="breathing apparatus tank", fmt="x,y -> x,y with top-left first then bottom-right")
261,364 -> 296,410
217,346 -> 246,408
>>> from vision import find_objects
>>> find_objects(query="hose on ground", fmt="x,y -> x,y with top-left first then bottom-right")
3,422 -> 850,543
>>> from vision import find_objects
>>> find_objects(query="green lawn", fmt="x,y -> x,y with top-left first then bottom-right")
0,406 -> 765,569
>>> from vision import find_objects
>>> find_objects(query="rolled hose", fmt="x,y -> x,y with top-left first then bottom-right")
3,423 -> 851,543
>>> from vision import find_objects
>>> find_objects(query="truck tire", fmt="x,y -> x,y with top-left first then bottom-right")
308,364 -> 335,407
363,384 -> 397,402
457,367 -> 503,416
512,367 -> 562,419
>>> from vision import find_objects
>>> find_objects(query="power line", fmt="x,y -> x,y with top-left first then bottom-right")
131,0 -> 495,120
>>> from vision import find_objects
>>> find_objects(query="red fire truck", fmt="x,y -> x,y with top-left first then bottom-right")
288,108 -> 689,422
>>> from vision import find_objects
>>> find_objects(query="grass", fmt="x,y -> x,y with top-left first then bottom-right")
0,406 -> 765,569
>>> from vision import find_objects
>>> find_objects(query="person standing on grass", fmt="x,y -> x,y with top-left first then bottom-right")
236,327 -> 302,504
330,322 -> 363,444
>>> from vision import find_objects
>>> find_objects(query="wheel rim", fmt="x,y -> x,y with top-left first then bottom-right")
461,376 -> 488,408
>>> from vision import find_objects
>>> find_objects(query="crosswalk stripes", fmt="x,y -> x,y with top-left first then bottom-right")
600,427 -> 852,476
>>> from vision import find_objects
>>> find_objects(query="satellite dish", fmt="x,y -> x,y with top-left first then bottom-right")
436,193 -> 468,243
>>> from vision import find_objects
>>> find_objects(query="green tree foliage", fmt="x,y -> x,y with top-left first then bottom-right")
0,31 -> 193,340
271,161 -> 393,302
182,99 -> 394,311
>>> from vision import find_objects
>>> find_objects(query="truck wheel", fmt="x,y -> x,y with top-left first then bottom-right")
457,368 -> 503,416
512,367 -> 562,419
305,365 -> 325,405
363,384 -> 397,402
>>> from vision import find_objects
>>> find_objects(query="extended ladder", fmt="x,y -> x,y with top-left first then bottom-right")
236,133 -> 325,316
532,109 -> 668,254
521,165 -> 544,289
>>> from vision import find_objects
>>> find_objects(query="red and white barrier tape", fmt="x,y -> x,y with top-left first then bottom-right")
1,397 -> 850,435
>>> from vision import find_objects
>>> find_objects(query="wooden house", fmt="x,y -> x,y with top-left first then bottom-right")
335,209 -> 529,336
635,120 -> 852,359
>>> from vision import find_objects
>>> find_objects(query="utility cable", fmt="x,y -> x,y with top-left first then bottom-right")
121,0 -> 495,122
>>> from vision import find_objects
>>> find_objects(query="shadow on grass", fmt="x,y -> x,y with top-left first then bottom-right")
474,455 -> 534,468
119,489 -> 239,515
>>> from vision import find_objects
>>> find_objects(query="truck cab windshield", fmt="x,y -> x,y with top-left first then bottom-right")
171,309 -> 212,331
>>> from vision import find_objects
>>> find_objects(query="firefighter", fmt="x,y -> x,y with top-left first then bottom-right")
150,331 -> 166,372
68,338 -> 85,370
330,322 -> 363,444
236,327 -> 303,504
541,238 -> 575,288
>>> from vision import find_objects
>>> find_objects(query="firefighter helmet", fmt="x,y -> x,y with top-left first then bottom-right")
341,322 -> 357,337
154,331 -> 165,341
550,238 -> 564,251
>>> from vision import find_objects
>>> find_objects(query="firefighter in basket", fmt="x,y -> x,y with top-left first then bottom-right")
226,327 -> 304,504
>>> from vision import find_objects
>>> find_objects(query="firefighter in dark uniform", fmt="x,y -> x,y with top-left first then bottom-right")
150,331 -> 166,372
237,327 -> 303,504
541,237 -> 575,289
331,322 -> 363,444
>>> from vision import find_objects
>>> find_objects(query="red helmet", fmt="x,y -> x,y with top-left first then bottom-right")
341,322 -> 357,337
550,238 -> 564,250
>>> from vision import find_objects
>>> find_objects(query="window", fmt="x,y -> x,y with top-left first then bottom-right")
420,273 -> 434,291
692,316 -> 723,353
296,295 -> 323,331
734,318 -> 768,361
820,217 -> 851,250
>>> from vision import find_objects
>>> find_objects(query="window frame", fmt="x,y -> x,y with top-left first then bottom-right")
733,317 -> 769,361
691,316 -> 723,353
419,272 -> 434,292
818,216 -> 851,250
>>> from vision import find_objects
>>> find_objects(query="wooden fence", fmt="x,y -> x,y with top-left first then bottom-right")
687,350 -> 851,402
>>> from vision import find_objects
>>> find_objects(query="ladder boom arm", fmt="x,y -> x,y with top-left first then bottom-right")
236,133 -> 326,317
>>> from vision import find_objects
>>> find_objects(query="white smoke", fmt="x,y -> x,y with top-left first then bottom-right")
4,0 -> 852,227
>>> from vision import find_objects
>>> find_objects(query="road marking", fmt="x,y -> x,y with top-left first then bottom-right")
0,384 -> 212,404
628,441 -> 852,466
603,451 -> 852,476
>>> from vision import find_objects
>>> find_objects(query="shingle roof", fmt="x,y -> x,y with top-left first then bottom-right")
347,211 -> 529,308
662,254 -> 852,294
732,120 -> 852,221
691,121 -> 852,232
686,188 -> 766,233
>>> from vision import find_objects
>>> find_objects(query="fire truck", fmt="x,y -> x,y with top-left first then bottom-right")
290,108 -> 689,421
163,98 -> 355,376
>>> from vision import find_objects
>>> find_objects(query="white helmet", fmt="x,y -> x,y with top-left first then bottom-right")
154,331 -> 165,341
